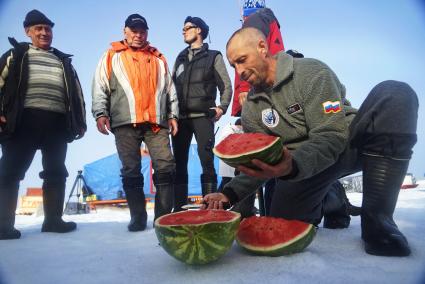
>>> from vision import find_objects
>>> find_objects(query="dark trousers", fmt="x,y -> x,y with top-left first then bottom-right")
172,117 -> 216,177
113,124 -> 175,178
270,80 -> 418,223
0,109 -> 68,188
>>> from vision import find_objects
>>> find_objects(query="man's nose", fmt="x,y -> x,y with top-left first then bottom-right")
235,65 -> 244,76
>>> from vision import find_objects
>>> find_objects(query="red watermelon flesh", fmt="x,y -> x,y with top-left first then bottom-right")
214,133 -> 279,157
236,216 -> 316,256
157,210 -> 238,225
213,133 -> 283,169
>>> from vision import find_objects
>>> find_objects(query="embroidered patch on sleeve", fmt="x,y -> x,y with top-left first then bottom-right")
322,101 -> 341,114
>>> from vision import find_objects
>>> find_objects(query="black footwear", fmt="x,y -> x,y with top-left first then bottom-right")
42,187 -> 77,233
323,181 -> 352,229
0,227 -> 21,240
362,212 -> 410,256
153,172 -> 174,221
122,177 -> 148,232
0,182 -> 21,240
361,154 -> 411,256
128,212 -> 147,232
41,218 -> 77,233
173,180 -> 188,213
348,203 -> 362,216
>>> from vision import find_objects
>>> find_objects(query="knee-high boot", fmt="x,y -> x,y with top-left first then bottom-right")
323,180 -> 361,229
173,174 -> 188,212
41,180 -> 77,233
200,173 -> 217,196
361,154 -> 411,256
154,173 -> 174,222
122,177 -> 147,232
0,181 -> 21,240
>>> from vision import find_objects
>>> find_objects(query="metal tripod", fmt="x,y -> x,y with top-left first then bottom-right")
64,170 -> 90,214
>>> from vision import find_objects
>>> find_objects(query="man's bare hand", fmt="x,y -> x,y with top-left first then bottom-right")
201,193 -> 230,210
210,107 -> 223,121
168,119 -> 178,136
96,116 -> 111,135
238,147 -> 293,179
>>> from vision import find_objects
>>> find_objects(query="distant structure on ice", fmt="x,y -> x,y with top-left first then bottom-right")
340,173 -> 418,193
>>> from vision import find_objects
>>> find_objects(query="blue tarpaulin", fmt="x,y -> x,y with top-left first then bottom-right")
83,144 -> 221,200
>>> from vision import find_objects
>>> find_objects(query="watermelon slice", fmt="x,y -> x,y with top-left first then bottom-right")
155,210 -> 241,265
236,216 -> 316,256
213,133 -> 283,169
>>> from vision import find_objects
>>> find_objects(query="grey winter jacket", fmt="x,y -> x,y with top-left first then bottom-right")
223,51 -> 357,201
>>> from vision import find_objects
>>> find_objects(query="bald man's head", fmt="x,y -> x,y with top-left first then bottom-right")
226,27 -> 266,51
226,27 -> 274,90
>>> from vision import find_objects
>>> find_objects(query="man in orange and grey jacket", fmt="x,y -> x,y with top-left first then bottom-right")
92,14 -> 178,231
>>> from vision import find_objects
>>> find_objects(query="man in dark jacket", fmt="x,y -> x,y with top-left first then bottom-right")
172,16 -> 232,211
205,27 -> 418,257
0,10 -> 86,240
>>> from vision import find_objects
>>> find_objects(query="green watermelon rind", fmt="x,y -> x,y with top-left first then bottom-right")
155,211 -> 241,265
236,224 -> 316,256
213,136 -> 283,169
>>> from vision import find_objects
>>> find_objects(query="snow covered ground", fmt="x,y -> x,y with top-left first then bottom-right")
1,187 -> 425,284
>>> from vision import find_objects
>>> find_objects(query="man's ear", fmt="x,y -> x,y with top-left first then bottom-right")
24,27 -> 31,36
257,39 -> 268,56
196,27 -> 202,37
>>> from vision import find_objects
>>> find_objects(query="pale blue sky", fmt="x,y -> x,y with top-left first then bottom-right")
0,0 -> 424,192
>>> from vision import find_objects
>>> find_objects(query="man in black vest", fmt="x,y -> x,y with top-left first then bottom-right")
172,16 -> 232,211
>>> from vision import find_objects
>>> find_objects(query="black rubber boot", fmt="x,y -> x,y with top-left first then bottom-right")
322,181 -> 361,229
122,177 -> 147,232
200,173 -> 217,196
0,181 -> 21,240
361,154 -> 411,256
41,185 -> 77,233
173,175 -> 188,212
153,173 -> 174,222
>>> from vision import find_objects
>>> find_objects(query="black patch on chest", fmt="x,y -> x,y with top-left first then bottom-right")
287,103 -> 302,114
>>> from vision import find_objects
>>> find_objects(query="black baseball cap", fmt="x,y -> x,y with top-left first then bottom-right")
125,14 -> 149,30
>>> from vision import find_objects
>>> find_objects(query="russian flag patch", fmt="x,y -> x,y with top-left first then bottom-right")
322,101 -> 341,114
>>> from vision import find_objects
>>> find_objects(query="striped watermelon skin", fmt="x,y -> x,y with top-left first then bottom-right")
155,210 -> 241,265
236,216 -> 316,256
213,133 -> 283,169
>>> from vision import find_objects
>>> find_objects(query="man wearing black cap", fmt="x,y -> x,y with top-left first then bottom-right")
0,10 -> 87,239
92,14 -> 178,231
171,16 -> 232,212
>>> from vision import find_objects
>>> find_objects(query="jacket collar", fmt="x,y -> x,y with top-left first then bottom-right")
177,43 -> 209,60
110,40 -> 162,58
8,37 -> 72,59
273,51 -> 294,89
249,51 -> 294,100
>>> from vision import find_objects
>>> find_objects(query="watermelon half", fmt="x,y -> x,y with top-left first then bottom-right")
155,210 -> 241,265
213,133 -> 283,169
236,216 -> 316,256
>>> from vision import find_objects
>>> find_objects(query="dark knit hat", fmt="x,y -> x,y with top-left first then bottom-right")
184,16 -> 209,39
23,9 -> 54,28
125,14 -> 149,30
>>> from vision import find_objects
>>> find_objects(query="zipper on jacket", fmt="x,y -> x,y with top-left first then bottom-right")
60,61 -> 71,111
17,50 -> 28,97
